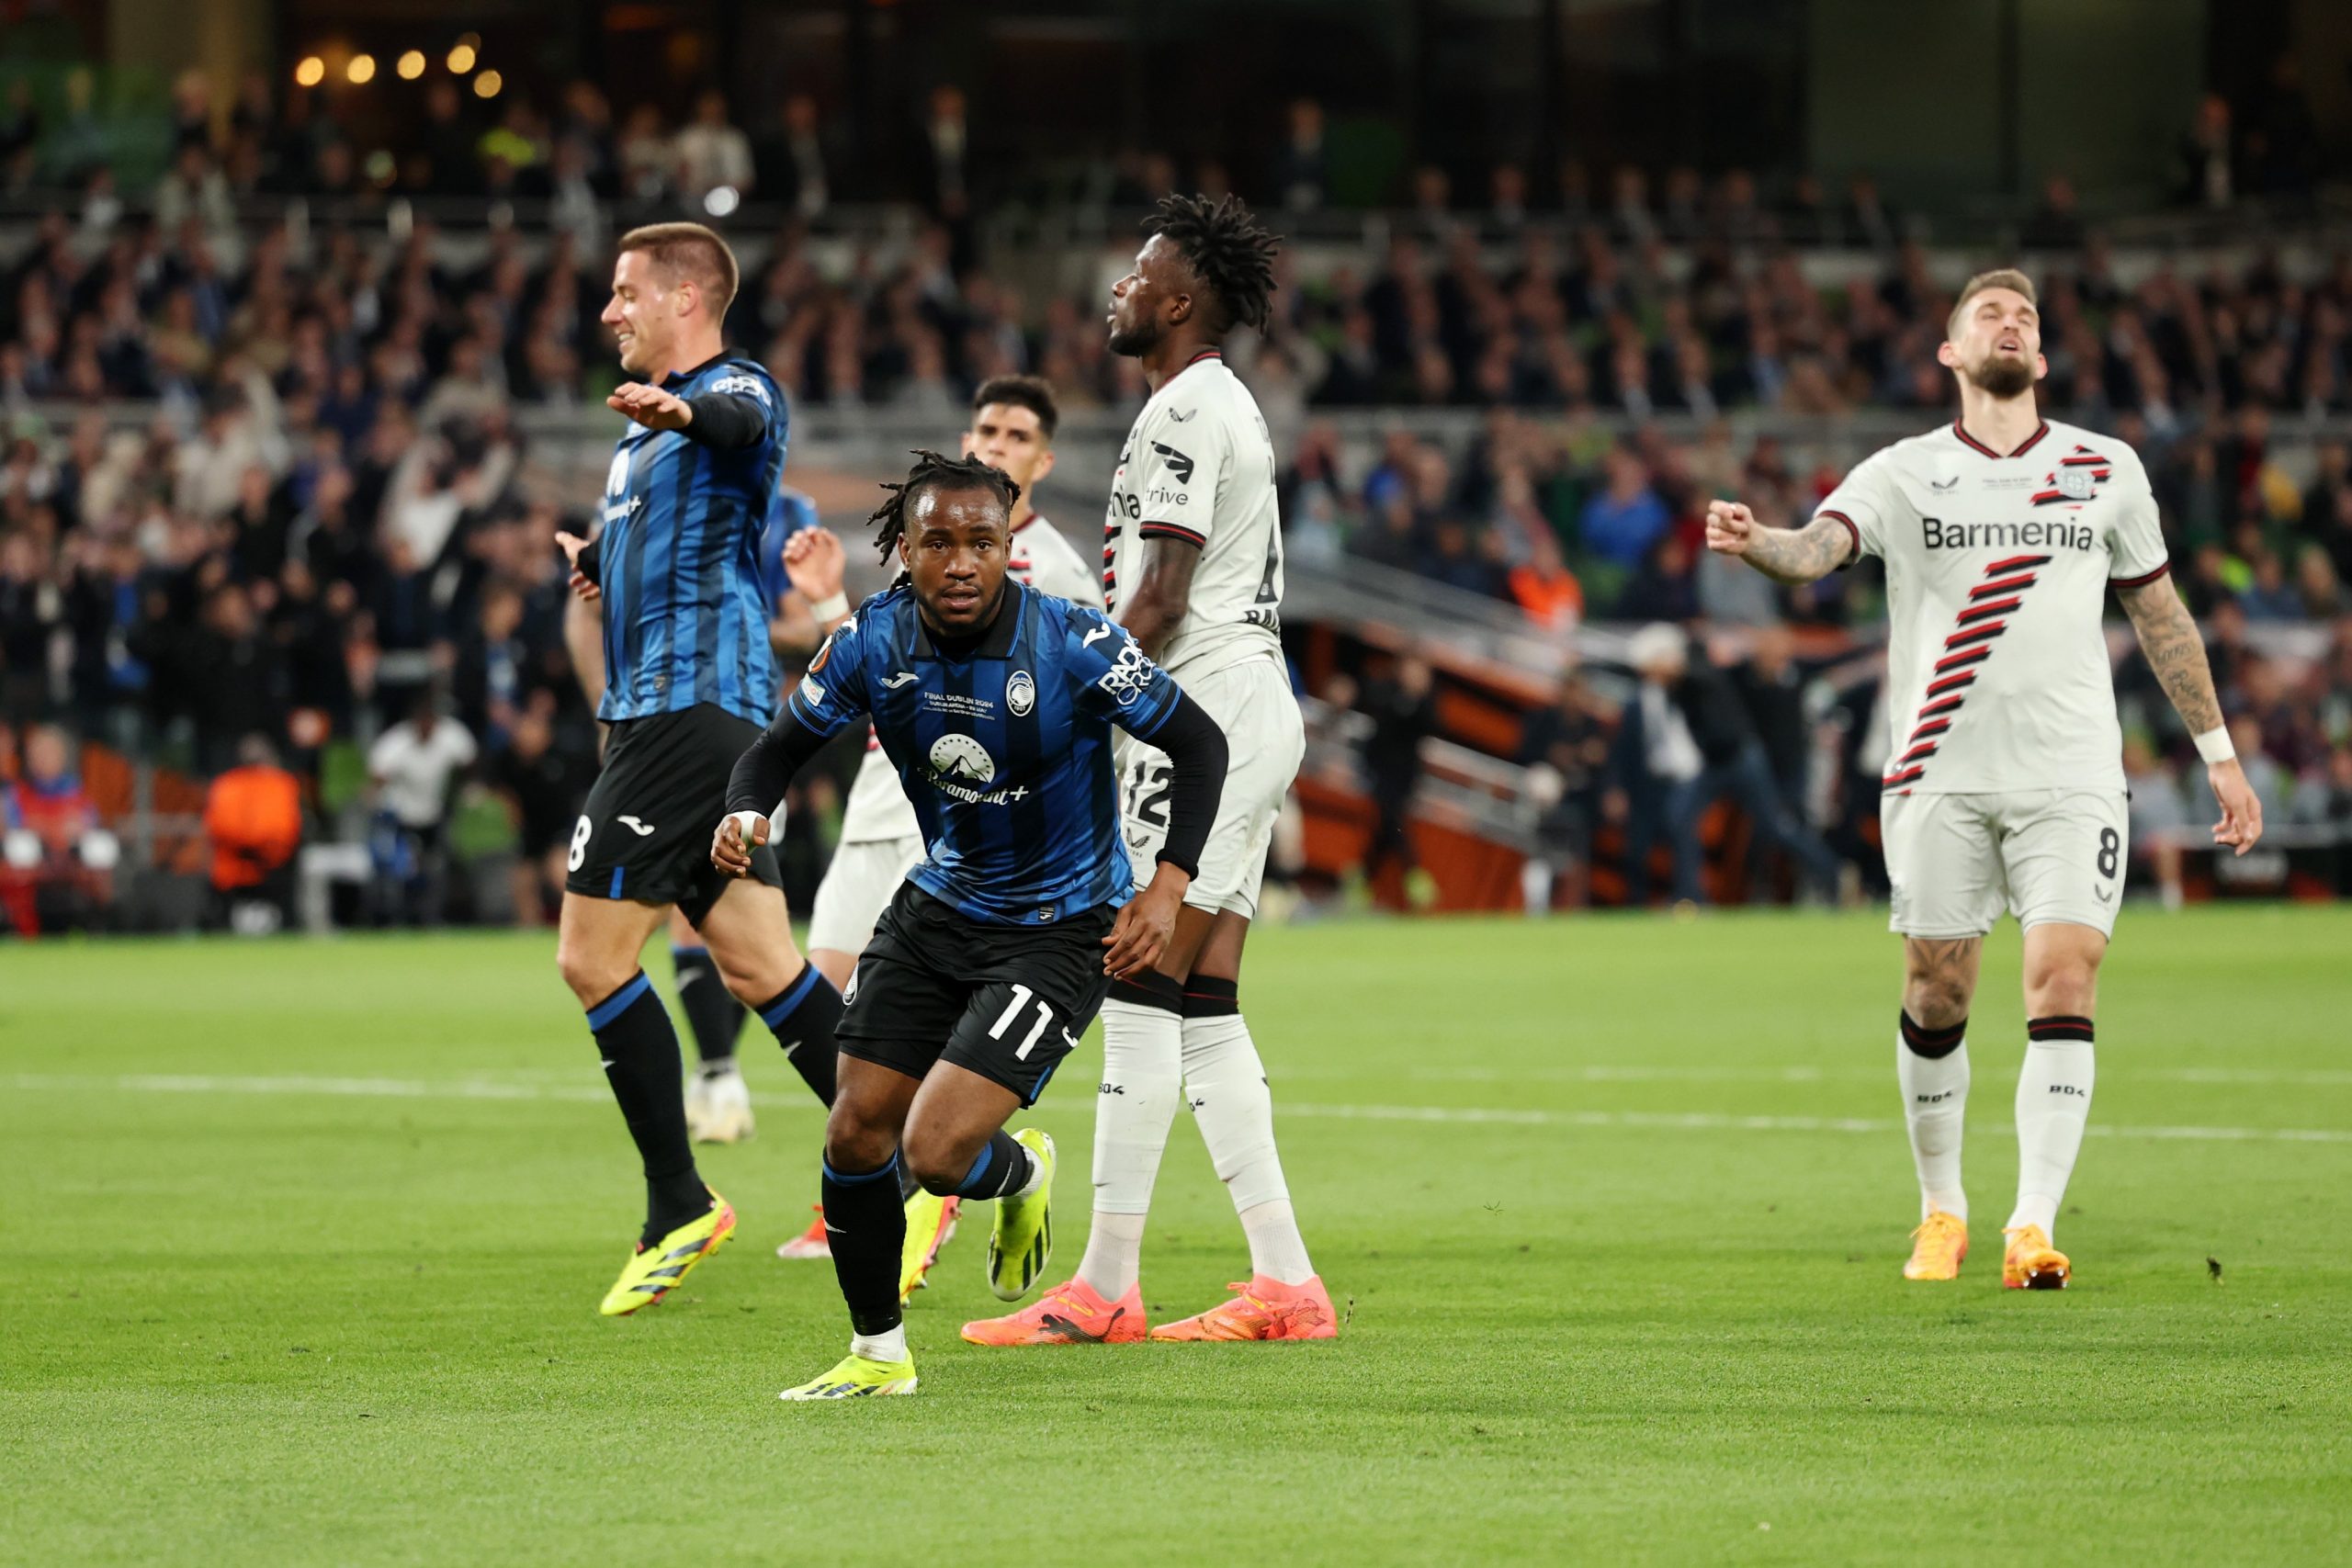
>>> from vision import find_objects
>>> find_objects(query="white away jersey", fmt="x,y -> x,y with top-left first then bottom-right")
836,514 -> 1102,843
1102,351 -> 1284,680
1818,417 -> 2168,796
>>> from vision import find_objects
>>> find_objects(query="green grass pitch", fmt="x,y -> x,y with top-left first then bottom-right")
4,907 -> 2349,1565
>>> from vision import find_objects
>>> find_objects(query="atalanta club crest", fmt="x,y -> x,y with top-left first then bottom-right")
1007,670 -> 1035,717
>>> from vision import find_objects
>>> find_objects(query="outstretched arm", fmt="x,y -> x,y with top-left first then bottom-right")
1114,536 -> 1202,660
2117,574 -> 2263,855
1704,500 -> 1854,585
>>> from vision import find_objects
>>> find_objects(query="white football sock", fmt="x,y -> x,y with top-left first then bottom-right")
1896,1029 -> 1970,1220
1073,998 -> 1182,1300
850,1324 -> 907,1363
2009,1026 -> 2096,1237
1182,1011 -> 1316,1284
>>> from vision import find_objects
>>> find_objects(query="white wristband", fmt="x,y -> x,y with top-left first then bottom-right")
2192,726 -> 2235,764
808,592 -> 849,621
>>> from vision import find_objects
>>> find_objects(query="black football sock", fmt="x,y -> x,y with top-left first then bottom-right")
584,973 -> 707,1245
950,1129 -> 1035,1201
822,1153 -> 909,1338
671,943 -> 747,1068
756,965 -> 842,1107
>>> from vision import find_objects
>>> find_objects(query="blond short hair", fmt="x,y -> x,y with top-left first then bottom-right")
1947,268 -> 2038,342
616,222 -> 740,318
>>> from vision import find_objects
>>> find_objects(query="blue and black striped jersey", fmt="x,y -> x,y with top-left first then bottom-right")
756,489 -> 821,610
784,581 -> 1185,925
594,354 -> 788,726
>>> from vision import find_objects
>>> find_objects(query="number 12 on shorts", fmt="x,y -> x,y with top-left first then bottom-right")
989,983 -> 1056,1060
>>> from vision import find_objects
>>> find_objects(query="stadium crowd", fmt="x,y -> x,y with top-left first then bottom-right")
2,73 -> 2350,931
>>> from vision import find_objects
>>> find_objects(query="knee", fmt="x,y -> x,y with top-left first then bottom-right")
2024,953 -> 2100,1015
821,1101 -> 898,1175
555,941 -> 630,1007
899,1131 -> 974,1197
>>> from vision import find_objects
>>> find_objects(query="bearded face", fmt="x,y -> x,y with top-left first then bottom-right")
1966,347 -> 2037,399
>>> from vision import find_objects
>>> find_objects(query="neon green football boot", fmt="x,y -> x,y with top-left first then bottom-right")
779,1352 -> 919,1400
986,1128 -> 1056,1302
598,1192 -> 735,1316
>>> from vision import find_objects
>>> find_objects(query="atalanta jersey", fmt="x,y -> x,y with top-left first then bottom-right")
595,354 -> 789,727
784,581 -> 1184,925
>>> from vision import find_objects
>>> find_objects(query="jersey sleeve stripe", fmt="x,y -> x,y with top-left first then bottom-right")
2110,561 -> 2171,589
1137,521 -> 1208,547
1815,509 -> 1861,565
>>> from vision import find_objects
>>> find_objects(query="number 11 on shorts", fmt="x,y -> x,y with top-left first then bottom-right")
989,984 -> 1054,1060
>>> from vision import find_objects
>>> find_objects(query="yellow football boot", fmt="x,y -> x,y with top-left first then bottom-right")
598,1193 -> 735,1316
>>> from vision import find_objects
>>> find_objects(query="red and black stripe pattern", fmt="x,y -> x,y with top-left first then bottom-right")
1101,515 -> 1121,610
2030,445 -> 2113,509
1883,552 -> 2052,790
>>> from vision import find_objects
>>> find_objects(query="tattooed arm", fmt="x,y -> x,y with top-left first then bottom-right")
2117,574 -> 2264,854
1703,501 -> 1856,584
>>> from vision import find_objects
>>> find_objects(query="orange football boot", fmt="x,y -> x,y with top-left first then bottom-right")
961,1277 -> 1145,1346
1903,1210 -> 1969,1280
775,1206 -> 831,1260
2002,1224 -> 2072,1290
1149,1275 -> 1338,1341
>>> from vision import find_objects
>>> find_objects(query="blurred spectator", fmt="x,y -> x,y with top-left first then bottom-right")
1275,99 -> 1328,212
1517,671 -> 1610,911
204,731 -> 302,931
675,89 -> 755,205
5,722 -> 110,931
762,94 -> 833,219
367,694 -> 477,926
2123,733 -> 2192,911
1580,446 -> 1671,569
1356,654 -> 1438,908
492,701 -> 590,927
1611,625 -> 1841,906
2176,94 -> 2236,209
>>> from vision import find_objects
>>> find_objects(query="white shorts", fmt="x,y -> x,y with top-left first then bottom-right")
805,834 -> 924,956
1883,790 -> 2129,941
1121,656 -> 1304,919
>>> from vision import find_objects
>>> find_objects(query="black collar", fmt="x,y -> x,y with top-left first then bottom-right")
662,351 -> 731,389
910,581 -> 1023,660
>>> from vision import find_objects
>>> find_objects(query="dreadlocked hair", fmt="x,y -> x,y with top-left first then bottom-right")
867,449 -> 1022,565
1148,193 -> 1281,334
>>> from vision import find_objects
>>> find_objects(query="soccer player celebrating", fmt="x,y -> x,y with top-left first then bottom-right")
966,194 -> 1333,1348
714,451 -> 1229,1398
771,377 -> 1103,1268
1706,268 -> 2264,1289
562,485 -> 822,1148
550,222 -> 852,1315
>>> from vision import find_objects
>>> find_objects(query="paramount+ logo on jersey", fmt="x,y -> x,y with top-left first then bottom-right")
1919,516 -> 2096,552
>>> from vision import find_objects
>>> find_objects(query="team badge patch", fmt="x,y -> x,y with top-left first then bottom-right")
1007,670 -> 1035,717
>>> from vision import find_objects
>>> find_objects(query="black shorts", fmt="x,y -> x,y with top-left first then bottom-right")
564,703 -> 781,926
837,884 -> 1115,1107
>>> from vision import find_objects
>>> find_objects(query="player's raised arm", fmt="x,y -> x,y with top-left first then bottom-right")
2115,574 -> 2263,855
782,524 -> 853,633
1705,499 -> 1856,585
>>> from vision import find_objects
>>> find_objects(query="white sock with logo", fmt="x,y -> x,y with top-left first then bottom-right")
2009,1018 -> 2096,1238
1182,1007 -> 1317,1285
1074,990 -> 1183,1301
1896,1012 -> 1970,1220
